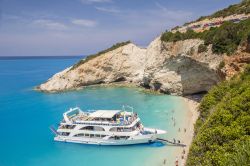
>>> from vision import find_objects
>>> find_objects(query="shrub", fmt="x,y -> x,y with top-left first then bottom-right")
198,44 -> 208,53
225,139 -> 250,166
209,0 -> 250,18
187,64 -> 250,166
178,0 -> 250,30
219,61 -> 225,69
161,19 -> 250,55
195,0 -> 250,22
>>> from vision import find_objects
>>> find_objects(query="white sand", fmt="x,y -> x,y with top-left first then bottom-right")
182,97 -> 200,165
156,95 -> 200,166
170,96 -> 200,166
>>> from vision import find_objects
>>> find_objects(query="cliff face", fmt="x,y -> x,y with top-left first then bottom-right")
38,43 -> 146,92
37,37 -> 223,95
142,38 -> 222,95
221,50 -> 250,79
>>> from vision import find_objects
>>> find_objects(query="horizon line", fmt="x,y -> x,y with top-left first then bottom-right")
0,55 -> 85,60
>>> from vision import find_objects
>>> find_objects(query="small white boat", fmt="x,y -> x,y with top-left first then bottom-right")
51,106 -> 167,145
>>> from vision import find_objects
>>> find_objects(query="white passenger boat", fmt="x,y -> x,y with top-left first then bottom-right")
51,106 -> 167,145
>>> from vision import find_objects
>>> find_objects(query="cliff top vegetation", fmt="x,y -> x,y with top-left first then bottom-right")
71,41 -> 131,70
161,19 -> 250,55
187,65 -> 250,166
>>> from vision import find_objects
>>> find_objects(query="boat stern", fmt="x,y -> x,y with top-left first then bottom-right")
143,127 -> 167,135
156,129 -> 167,135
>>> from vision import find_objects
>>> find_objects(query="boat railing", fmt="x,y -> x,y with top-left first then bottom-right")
63,106 -> 138,126
122,105 -> 134,113
72,118 -> 139,126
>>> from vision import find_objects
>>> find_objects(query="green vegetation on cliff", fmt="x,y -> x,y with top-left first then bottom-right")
161,19 -> 250,55
71,41 -> 131,70
181,0 -> 250,27
198,0 -> 250,21
187,65 -> 250,166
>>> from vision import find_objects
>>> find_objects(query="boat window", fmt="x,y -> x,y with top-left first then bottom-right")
80,126 -> 94,130
95,134 -> 100,137
60,132 -> 70,136
109,136 -> 129,140
74,133 -> 85,137
85,133 -> 89,137
80,126 -> 105,131
66,125 -> 76,129
109,127 -> 133,132
120,136 -> 130,139
94,126 -> 105,131
59,125 -> 76,129
90,134 -> 94,138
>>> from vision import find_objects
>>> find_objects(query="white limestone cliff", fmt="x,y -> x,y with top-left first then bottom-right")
37,37 -> 223,95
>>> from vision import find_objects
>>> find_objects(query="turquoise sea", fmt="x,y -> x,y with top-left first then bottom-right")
0,57 -> 189,166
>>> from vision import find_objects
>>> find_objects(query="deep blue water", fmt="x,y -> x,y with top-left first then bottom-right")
0,58 -> 188,166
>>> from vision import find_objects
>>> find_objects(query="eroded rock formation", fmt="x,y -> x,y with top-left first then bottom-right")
37,37 -> 223,95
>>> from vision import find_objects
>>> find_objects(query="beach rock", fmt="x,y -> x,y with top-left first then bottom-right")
37,37 -> 223,95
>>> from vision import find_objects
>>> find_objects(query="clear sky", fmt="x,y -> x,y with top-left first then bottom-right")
0,0 -> 241,56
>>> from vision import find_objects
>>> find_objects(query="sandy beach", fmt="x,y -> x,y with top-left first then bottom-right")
182,96 -> 200,165
169,96 -> 200,166
148,95 -> 201,166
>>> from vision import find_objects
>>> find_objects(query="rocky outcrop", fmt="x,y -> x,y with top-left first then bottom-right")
38,43 -> 146,92
221,52 -> 250,79
142,38 -> 222,95
37,37 -> 223,95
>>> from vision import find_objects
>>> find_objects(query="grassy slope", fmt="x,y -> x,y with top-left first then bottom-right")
161,18 -> 250,55
198,0 -> 250,21
186,65 -> 250,166
179,0 -> 250,27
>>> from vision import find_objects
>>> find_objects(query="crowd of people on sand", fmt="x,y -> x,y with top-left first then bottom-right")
162,148 -> 186,166
161,109 -> 188,165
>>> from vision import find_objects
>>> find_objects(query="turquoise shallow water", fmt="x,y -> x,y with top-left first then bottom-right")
0,58 -> 188,166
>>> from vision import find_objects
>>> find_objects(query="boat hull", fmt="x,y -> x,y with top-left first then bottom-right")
55,135 -> 156,145
54,128 -> 166,146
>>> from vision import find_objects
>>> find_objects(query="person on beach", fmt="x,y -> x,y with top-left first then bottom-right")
184,128 -> 186,132
183,148 -> 186,154
178,128 -> 181,132
175,157 -> 179,166
163,159 -> 166,165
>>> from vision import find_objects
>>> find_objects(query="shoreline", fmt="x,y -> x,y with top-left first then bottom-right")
180,96 -> 200,165
34,82 -> 165,95
159,95 -> 200,166
176,96 -> 200,166
36,83 -> 201,165
147,95 -> 201,166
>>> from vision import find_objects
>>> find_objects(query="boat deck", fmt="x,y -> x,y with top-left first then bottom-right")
64,108 -> 138,126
